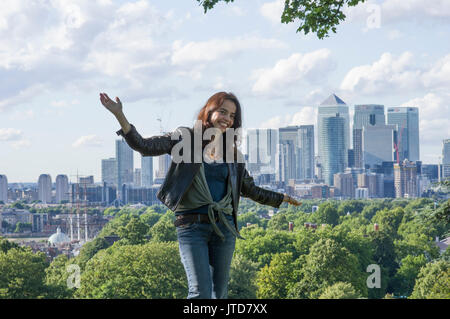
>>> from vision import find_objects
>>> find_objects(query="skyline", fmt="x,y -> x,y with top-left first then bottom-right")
1,0 -> 449,182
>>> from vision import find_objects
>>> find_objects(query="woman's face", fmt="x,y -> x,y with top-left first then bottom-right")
209,100 -> 237,133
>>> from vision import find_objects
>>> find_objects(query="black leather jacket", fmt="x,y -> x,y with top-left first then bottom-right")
116,124 -> 284,234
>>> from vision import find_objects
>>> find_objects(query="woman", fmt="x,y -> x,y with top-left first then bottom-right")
99,91 -> 301,299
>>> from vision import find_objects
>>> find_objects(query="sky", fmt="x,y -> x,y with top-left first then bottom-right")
0,0 -> 449,183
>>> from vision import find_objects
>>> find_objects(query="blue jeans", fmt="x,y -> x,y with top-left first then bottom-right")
176,214 -> 236,299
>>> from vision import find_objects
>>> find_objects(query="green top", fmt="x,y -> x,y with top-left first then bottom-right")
176,163 -> 243,240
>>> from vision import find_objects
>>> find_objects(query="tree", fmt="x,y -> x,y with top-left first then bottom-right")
45,254 -> 77,299
288,238 -> 367,299
0,248 -> 49,298
256,252 -> 300,299
149,212 -> 177,243
228,253 -> 259,299
318,282 -> 363,299
196,0 -> 366,39
315,202 -> 339,226
392,255 -> 427,297
75,242 -> 187,299
0,238 -> 21,253
410,260 -> 450,299
116,216 -> 150,245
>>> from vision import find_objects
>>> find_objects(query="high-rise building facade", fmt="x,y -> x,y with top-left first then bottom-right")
334,173 -> 354,198
134,168 -> 142,187
443,139 -> 450,179
38,174 -> 52,204
394,160 -> 418,198
141,156 -> 153,187
102,158 -> 117,186
387,107 -> 420,162
0,175 -> 7,203
55,174 -> 69,204
279,126 -> 301,181
318,94 -> 350,169
353,104 -> 385,168
156,154 -> 171,180
299,125 -> 315,180
247,128 -> 278,175
320,114 -> 346,186
116,139 -> 134,195
362,124 -> 396,168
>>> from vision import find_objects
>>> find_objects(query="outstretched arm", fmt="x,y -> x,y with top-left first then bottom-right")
100,92 -> 131,134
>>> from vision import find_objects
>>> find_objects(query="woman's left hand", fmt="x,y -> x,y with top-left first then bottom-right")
283,194 -> 302,206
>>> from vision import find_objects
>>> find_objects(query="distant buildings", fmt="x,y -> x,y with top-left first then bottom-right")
394,160 -> 418,198
101,158 -> 117,186
55,175 -> 69,204
443,139 -> 450,180
141,156 -> 153,187
38,174 -> 52,204
0,175 -> 7,203
387,107 -> 420,162
116,139 -> 134,198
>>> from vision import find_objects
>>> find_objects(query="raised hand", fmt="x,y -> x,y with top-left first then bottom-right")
283,194 -> 302,206
100,92 -> 122,116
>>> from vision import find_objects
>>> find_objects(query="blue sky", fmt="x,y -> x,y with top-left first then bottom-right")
1,0 -> 449,183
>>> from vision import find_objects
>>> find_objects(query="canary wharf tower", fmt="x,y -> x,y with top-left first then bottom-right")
317,94 -> 350,185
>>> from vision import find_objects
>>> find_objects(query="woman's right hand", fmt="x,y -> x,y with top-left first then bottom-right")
100,92 -> 123,116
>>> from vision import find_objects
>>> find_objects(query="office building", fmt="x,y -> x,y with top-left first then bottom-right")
116,139 -> 134,196
299,125 -> 315,180
134,168 -> 142,187
334,173 -> 354,198
443,139 -> 450,179
318,94 -> 350,168
387,107 -> 420,162
319,114 -> 347,186
353,105 -> 385,168
156,154 -> 171,180
247,128 -> 278,175
362,124 -> 396,168
38,174 -> 52,204
279,126 -> 301,181
102,158 -> 117,186
394,160 -> 418,198
141,156 -> 153,187
0,175 -> 7,203
55,175 -> 69,204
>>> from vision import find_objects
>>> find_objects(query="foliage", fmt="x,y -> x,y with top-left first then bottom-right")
228,253 -> 259,299
75,242 -> 187,298
318,282 -> 363,299
0,248 -> 49,298
410,260 -> 450,299
196,0 -> 366,39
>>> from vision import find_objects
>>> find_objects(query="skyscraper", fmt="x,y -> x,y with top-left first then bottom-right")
394,160 -> 418,198
0,175 -> 7,203
116,139 -> 134,197
55,174 -> 69,204
320,114 -> 346,186
156,154 -> 171,179
141,155 -> 153,187
101,158 -> 117,186
443,139 -> 450,179
362,124 -> 396,168
318,94 -> 350,168
298,125 -> 315,180
387,107 -> 420,162
38,174 -> 52,204
279,127 -> 299,182
353,104 -> 385,168
246,128 -> 278,175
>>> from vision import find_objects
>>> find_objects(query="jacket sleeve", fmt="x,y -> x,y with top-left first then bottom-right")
116,124 -> 182,157
240,168 -> 284,208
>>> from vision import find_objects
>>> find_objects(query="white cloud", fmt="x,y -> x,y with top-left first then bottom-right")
171,36 -> 287,66
421,54 -> 450,88
260,0 -> 284,24
0,128 -> 23,141
72,135 -> 103,148
251,49 -> 335,96
260,106 -> 317,129
340,52 -> 421,94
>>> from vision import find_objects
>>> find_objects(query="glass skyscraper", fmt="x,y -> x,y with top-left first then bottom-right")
298,125 -> 315,180
387,107 -> 420,162
246,128 -> 278,175
353,104 -> 385,168
141,155 -> 153,187
116,138 -> 134,198
318,94 -> 350,169
320,114 -> 346,186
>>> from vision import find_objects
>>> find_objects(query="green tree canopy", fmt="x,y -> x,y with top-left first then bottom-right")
75,242 -> 187,299
197,0 -> 366,39
410,260 -> 450,299
318,282 -> 363,299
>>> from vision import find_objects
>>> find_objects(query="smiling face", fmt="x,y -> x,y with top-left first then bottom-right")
209,99 -> 237,133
